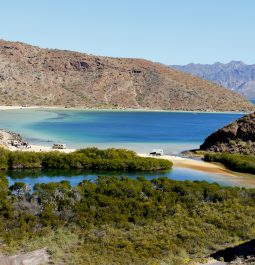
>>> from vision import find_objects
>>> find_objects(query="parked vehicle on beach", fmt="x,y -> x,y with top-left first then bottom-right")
52,143 -> 67,149
149,149 -> 164,156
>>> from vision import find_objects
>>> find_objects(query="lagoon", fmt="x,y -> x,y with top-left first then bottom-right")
5,167 -> 243,188
0,108 -> 251,187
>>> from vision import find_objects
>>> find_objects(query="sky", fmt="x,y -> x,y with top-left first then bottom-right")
0,0 -> 254,65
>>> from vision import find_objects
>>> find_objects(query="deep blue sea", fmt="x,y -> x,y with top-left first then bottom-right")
0,109 -> 250,187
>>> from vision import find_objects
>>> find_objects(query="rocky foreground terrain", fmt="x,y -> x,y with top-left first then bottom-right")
200,112 -> 255,153
172,61 -> 255,99
0,248 -> 49,265
0,40 -> 253,111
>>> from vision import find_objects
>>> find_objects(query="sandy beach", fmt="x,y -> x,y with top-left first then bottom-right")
139,154 -> 255,188
139,153 -> 236,176
26,144 -> 75,153
0,105 -> 38,110
0,105 -> 248,114
0,129 -> 75,153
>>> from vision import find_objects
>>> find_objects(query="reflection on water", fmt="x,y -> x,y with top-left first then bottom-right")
5,167 -> 243,189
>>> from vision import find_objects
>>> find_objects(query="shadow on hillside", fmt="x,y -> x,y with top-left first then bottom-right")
211,239 -> 255,262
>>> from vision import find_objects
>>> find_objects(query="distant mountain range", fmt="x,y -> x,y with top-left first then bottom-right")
0,40 -> 253,111
171,61 -> 255,99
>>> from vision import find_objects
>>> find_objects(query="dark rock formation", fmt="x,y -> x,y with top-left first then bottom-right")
200,112 -> 255,154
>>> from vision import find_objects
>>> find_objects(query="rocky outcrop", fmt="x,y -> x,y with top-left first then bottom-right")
171,61 -> 255,99
0,40 -> 253,111
200,112 -> 255,153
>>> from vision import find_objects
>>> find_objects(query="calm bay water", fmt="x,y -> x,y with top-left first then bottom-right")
6,168 -> 241,188
0,109 -> 246,187
0,109 -> 242,153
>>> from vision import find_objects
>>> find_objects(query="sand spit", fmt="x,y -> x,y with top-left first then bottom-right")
139,154 -> 255,188
139,153 -> 236,176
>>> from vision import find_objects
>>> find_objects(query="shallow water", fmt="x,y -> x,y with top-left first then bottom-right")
0,109 -> 242,154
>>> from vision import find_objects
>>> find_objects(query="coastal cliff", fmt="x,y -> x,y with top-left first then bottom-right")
0,40 -> 254,111
200,112 -> 255,154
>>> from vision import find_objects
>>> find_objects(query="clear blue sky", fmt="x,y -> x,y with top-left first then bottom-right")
1,0 -> 254,65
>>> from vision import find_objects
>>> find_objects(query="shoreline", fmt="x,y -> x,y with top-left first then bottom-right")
0,129 -> 236,177
138,153 -> 236,177
3,136 -> 255,187
24,144 -> 75,153
2,128 -> 255,188
139,154 -> 255,188
0,105 -> 249,114
0,130 -> 75,153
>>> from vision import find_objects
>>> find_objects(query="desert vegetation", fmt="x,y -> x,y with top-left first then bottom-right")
0,175 -> 255,264
204,152 -> 255,174
0,147 -> 172,171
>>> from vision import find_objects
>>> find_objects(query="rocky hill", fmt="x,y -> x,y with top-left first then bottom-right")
171,61 -> 255,99
200,112 -> 255,154
0,40 -> 253,111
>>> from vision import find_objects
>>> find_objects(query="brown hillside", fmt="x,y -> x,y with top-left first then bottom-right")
0,40 -> 253,111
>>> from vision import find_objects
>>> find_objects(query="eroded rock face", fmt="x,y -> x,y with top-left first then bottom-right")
200,112 -> 255,154
0,39 -> 253,111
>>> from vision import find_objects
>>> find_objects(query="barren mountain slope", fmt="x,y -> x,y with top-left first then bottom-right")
0,40 -> 253,111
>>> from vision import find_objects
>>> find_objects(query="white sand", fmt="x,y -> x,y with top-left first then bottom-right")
0,129 -> 75,153
0,105 -> 38,110
0,105 -> 248,114
11,144 -> 76,153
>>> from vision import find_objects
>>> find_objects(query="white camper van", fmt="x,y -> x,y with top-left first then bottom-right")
52,143 -> 67,149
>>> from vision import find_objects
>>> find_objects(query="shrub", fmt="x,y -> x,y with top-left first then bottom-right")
204,152 -> 255,174
0,147 -> 172,171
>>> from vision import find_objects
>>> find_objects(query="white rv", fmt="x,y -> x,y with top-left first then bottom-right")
52,143 -> 67,149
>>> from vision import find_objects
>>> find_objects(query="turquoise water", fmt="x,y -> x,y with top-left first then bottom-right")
0,109 -> 242,154
0,109 -> 247,187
